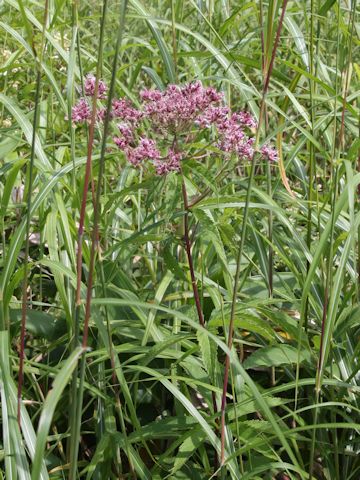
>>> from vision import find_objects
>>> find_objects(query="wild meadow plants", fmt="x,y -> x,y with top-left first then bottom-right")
0,0 -> 359,479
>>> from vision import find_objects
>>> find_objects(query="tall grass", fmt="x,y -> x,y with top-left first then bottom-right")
0,0 -> 359,479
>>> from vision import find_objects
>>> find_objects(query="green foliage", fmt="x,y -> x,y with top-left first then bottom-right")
0,0 -> 359,479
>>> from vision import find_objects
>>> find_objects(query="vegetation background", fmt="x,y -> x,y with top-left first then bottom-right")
0,0 -> 359,479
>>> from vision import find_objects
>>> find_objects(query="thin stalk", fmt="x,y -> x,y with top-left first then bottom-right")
309,2 -> 356,476
64,1 -> 78,370
308,1 -> 341,474
181,179 -> 205,328
17,0 -> 48,425
17,68 -> 41,426
220,0 -> 288,465
348,0 -> 360,303
171,0 -> 178,83
181,174 -> 220,471
338,0 -> 357,151
68,0 -> 109,476
330,389 -> 340,480
309,167 -> 338,479
259,0 -> 265,74
69,2 -> 127,478
304,0 -> 316,332
74,30 -> 106,315
181,168 -> 220,469
68,0 -> 79,198
98,250 -> 135,477
260,0 -> 273,297
267,162 -> 273,296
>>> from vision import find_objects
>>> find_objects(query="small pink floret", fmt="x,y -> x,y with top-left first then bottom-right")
233,111 -> 257,129
112,99 -> 142,122
236,137 -> 255,159
141,80 -> 224,131
140,89 -> 162,101
260,144 -> 278,162
71,98 -> 91,123
114,136 -> 128,149
154,149 -> 182,175
124,138 -> 160,167
84,74 -> 107,99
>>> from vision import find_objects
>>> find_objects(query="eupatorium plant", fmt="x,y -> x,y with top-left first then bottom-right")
72,74 -> 280,468
71,75 -> 279,328
72,75 -> 278,173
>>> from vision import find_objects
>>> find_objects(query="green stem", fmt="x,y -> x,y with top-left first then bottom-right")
69,2 -> 127,478
68,0 -> 110,476
181,178 -> 205,328
17,0 -> 48,425
98,248 -> 135,477
171,0 -> 178,83
304,0 -> 316,333
220,0 -> 288,465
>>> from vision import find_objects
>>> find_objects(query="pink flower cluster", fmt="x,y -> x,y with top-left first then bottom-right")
84,74 -> 107,99
71,74 -> 107,123
154,150 -> 182,175
72,76 -> 278,174
111,81 -> 262,173
71,98 -> 90,123
126,137 -> 160,167
260,144 -> 279,162
140,81 -> 223,132
112,99 -> 142,123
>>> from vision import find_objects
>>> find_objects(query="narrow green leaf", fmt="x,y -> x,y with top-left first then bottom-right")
319,0 -> 337,16
31,347 -> 83,480
243,345 -> 311,369
129,0 -> 176,82
0,94 -> 52,172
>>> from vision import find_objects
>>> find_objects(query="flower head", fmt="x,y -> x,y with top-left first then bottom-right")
71,98 -> 91,123
72,77 -> 278,176
140,89 -> 162,102
112,98 -> 142,123
260,144 -> 278,162
140,80 -> 224,132
195,106 -> 230,129
113,123 -> 134,149
84,74 -> 107,99
123,138 -> 160,167
216,112 -> 257,160
237,137 -> 255,159
234,111 -> 257,129
154,150 -> 182,175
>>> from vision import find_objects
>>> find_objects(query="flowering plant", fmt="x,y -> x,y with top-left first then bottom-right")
72,75 -> 278,174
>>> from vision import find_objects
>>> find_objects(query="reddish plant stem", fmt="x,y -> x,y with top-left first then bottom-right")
17,1 -> 49,425
181,171 -> 221,472
219,0 -> 288,465
181,180 -> 205,328
316,285 -> 328,392
338,1 -> 356,152
68,63 -> 102,473
17,72 -> 39,420
68,0 -> 113,475
75,85 -> 101,308
263,1 -> 288,97
260,1 -> 272,297
182,176 -> 219,471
